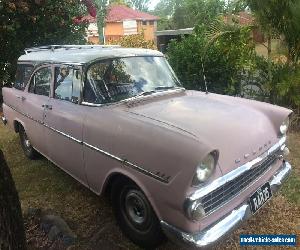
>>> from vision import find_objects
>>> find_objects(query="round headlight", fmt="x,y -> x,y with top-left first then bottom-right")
280,117 -> 289,135
192,153 -> 216,186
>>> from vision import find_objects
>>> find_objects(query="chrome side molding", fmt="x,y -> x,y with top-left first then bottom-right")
5,103 -> 169,184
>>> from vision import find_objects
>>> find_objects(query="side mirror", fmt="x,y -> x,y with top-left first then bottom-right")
71,96 -> 79,104
12,82 -> 24,90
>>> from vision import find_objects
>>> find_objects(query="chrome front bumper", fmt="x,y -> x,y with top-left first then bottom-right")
161,161 -> 292,249
1,116 -> 7,125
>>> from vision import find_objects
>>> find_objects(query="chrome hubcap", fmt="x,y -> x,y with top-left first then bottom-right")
125,191 -> 147,224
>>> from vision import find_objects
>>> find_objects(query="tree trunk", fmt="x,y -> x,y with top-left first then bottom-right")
0,150 -> 26,250
267,34 -> 272,60
95,0 -> 107,44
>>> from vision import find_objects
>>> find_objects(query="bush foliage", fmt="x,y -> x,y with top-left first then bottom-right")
108,33 -> 156,50
167,23 -> 255,95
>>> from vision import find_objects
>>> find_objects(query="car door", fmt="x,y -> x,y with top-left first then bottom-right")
43,65 -> 87,185
23,65 -> 52,156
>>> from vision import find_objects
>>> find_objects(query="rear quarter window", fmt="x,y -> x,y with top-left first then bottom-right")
14,64 -> 34,91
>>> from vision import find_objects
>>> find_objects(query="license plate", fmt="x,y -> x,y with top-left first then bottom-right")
249,182 -> 272,214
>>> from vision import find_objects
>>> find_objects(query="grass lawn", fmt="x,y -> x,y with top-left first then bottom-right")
0,122 -> 299,249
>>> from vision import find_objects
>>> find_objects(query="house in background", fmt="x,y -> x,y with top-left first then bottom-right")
86,5 -> 159,44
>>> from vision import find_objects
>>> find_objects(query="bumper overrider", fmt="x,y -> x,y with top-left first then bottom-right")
161,159 -> 292,248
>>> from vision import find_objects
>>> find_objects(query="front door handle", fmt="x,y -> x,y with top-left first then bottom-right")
42,104 -> 52,110
16,95 -> 26,101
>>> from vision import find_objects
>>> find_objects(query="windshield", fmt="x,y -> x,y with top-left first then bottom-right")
84,56 -> 181,104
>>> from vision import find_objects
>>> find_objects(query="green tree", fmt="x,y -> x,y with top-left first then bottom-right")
172,0 -> 226,29
151,0 -> 181,30
0,0 -> 88,95
167,22 -> 255,94
127,0 -> 151,11
94,0 -> 108,44
152,0 -> 226,30
247,0 -> 300,65
110,0 -> 128,6
152,0 -> 181,17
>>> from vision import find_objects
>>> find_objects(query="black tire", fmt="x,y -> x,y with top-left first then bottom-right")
19,126 -> 38,159
111,177 -> 166,249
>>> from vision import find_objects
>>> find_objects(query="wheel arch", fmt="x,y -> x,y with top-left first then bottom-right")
101,170 -> 163,220
13,119 -> 25,133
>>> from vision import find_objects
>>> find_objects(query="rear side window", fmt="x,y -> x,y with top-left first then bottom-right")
14,64 -> 33,90
29,67 -> 52,97
54,66 -> 81,104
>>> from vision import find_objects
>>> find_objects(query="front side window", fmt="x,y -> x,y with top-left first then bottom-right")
84,56 -> 181,104
54,66 -> 81,104
14,64 -> 34,90
29,67 -> 51,97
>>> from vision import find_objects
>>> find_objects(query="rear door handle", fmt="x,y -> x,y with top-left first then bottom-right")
16,95 -> 26,101
42,104 -> 52,110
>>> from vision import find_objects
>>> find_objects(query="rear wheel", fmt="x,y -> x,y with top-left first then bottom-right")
111,178 -> 166,249
19,126 -> 38,159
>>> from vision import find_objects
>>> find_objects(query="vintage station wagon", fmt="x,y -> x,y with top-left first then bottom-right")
2,45 -> 292,248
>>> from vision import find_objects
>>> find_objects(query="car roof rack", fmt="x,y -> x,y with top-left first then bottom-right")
24,45 -> 121,54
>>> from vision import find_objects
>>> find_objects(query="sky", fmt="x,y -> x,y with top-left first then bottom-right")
149,0 -> 160,10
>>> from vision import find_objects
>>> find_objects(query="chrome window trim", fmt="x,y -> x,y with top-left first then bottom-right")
6,103 -> 168,184
81,101 -> 103,107
188,136 -> 286,202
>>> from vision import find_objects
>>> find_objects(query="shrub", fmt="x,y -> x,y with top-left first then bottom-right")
167,23 -> 256,95
108,33 -> 156,50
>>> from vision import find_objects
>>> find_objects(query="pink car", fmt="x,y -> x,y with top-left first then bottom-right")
2,45 -> 292,248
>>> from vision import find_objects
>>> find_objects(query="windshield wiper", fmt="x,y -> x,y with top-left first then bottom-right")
132,87 -> 182,100
134,90 -> 157,98
154,86 -> 176,91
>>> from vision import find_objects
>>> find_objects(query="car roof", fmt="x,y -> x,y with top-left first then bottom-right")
18,45 -> 164,65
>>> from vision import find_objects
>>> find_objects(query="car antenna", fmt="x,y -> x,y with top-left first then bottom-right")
201,59 -> 209,94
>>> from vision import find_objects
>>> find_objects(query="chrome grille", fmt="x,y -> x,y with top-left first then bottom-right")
201,152 -> 278,214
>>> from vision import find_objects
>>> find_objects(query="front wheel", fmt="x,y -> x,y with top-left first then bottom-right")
111,178 -> 166,249
19,126 -> 38,159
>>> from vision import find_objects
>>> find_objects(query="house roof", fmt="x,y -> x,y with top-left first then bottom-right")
80,5 -> 159,24
106,5 -> 159,22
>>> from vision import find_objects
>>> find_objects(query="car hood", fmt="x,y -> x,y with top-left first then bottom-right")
124,90 -> 291,175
